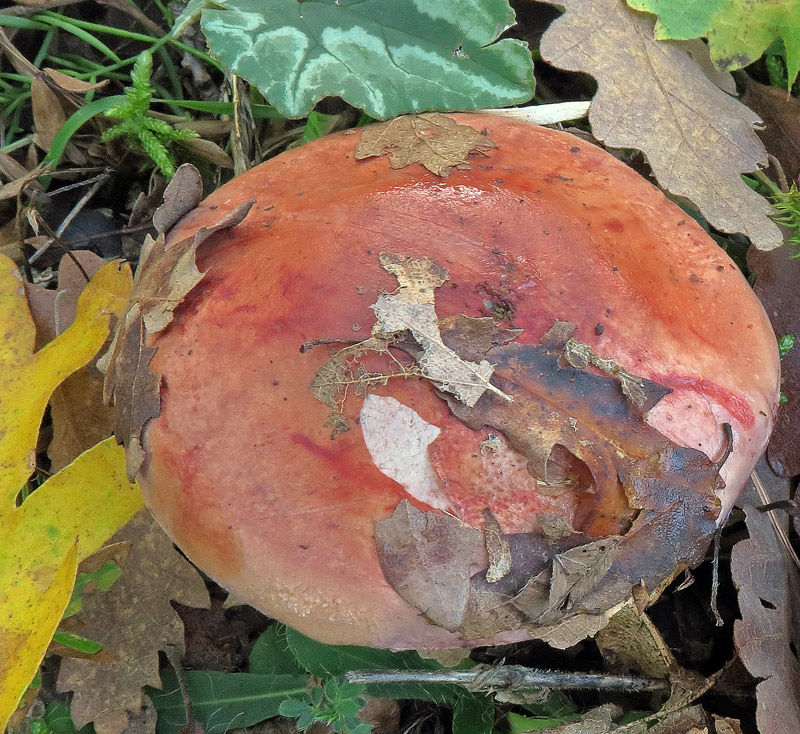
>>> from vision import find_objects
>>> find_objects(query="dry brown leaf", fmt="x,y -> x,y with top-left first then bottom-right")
675,40 -> 736,95
483,509 -> 512,583
0,151 -> 31,183
355,114 -> 497,177
43,68 -> 109,94
625,706 -> 709,734
57,509 -> 208,734
152,164 -> 203,235
0,161 -> 47,203
731,462 -> 800,734
539,0 -> 782,251
530,611 -> 615,650
178,136 -> 234,168
311,254 -> 510,425
595,603 -> 672,680
374,499 -> 485,631
26,251 -> 106,347
541,704 -> 619,733
31,76 -> 67,153
542,538 -> 619,623
371,267 -> 723,643
0,28 -> 38,77
104,193 -> 253,479
711,716 -> 743,734
372,253 -> 507,406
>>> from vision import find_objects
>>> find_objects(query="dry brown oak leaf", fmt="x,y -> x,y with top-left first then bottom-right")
538,0 -> 782,251
731,462 -> 800,734
57,509 -> 209,734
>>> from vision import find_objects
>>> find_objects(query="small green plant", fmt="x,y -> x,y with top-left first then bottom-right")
278,677 -> 371,734
772,184 -> 800,248
101,51 -> 198,178
778,334 -> 796,360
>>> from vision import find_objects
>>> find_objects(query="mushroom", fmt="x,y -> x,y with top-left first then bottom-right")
107,114 -> 779,649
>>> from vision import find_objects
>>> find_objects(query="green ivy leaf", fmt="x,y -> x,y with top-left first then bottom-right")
201,0 -> 535,119
626,0 -> 800,84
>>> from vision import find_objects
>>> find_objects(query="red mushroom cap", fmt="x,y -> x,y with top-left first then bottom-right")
120,114 -> 779,648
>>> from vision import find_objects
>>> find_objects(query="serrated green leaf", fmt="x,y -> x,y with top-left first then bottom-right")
627,0 -> 800,84
147,669 -> 308,734
201,0 -> 535,119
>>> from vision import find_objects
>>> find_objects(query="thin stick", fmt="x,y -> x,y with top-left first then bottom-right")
346,665 -> 668,693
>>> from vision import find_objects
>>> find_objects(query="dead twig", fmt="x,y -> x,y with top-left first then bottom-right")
346,665 -> 669,693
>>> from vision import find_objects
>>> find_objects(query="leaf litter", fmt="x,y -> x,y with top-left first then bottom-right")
310,251 -> 726,647
747,243 -> 800,476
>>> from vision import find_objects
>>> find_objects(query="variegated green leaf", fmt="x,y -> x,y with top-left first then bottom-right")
201,0 -> 535,119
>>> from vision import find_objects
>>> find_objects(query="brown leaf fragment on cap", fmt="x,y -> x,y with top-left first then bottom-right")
439,314 -> 522,362
541,538 -> 619,624
138,200 -> 254,335
563,337 -> 653,407
103,306 -> 160,480
374,500 -> 485,631
541,320 -> 577,347
537,513 -> 578,539
153,163 -> 204,235
370,253 -> 509,406
355,114 -> 497,177
483,509 -> 512,583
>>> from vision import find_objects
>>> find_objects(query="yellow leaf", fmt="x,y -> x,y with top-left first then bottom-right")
0,254 -> 132,503
0,254 -> 141,726
0,438 -> 144,590
0,543 -> 78,728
